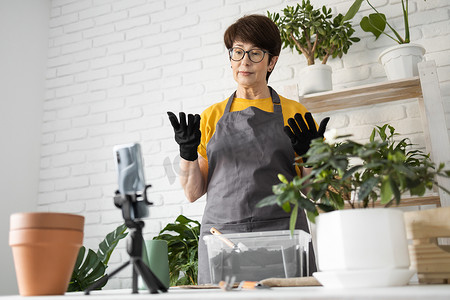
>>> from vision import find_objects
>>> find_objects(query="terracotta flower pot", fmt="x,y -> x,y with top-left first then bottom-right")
9,212 -> 84,296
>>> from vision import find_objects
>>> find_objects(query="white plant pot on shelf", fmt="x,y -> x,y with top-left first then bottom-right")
299,64 -> 332,95
313,208 -> 415,288
378,43 -> 425,80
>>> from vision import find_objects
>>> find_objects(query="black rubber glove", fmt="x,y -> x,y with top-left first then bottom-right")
167,111 -> 201,161
284,112 -> 330,160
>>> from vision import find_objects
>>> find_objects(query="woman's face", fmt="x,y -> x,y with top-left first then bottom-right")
230,41 -> 277,89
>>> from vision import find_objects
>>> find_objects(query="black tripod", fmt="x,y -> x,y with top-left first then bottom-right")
85,187 -> 168,295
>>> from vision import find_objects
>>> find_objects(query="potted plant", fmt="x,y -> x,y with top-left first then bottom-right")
268,0 -> 360,94
343,0 -> 426,80
153,215 -> 200,286
258,124 -> 450,288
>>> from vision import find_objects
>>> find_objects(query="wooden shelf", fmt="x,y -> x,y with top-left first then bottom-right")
302,77 -> 441,209
300,77 -> 422,113
343,195 -> 441,210
291,61 -> 450,207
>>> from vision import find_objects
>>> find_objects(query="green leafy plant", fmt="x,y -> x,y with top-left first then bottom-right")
343,0 -> 426,44
68,223 -> 128,292
153,215 -> 200,286
268,0 -> 360,65
257,124 -> 450,233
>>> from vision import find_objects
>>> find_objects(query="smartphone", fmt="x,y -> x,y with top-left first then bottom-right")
113,143 -> 146,196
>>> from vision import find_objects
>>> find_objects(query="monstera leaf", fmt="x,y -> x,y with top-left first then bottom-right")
68,247 -> 106,292
97,223 -> 128,265
67,223 -> 128,292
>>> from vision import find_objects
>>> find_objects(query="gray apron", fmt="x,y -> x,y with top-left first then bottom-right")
198,87 -> 316,284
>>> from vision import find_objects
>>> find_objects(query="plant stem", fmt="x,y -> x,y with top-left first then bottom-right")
187,226 -> 199,243
346,199 -> 355,209
290,32 -> 314,65
402,0 -> 410,43
366,0 -> 405,44
303,26 -> 316,65
321,45 -> 335,64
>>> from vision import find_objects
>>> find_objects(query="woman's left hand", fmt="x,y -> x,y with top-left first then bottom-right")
284,112 -> 330,159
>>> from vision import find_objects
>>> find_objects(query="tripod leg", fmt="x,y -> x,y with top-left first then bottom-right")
84,260 -> 131,295
134,258 -> 168,294
132,262 -> 138,294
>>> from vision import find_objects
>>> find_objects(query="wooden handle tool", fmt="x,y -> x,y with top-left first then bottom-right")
210,227 -> 237,249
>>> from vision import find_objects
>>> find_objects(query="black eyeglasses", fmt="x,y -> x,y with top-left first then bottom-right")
228,47 -> 272,63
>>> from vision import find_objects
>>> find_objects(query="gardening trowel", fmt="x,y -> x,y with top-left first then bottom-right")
210,227 -> 248,252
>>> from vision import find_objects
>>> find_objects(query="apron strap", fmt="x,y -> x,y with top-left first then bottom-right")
269,86 -> 282,113
224,86 -> 282,113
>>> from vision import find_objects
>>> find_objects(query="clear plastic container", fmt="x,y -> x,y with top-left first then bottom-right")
203,230 -> 311,284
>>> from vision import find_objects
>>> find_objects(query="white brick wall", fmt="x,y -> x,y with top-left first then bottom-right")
38,0 -> 450,289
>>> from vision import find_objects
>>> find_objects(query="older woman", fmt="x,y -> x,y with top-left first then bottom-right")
168,14 -> 329,284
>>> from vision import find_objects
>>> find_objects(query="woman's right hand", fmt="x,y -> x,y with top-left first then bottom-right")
167,111 -> 201,161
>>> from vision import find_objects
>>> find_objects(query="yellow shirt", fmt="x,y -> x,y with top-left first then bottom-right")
198,95 -> 309,161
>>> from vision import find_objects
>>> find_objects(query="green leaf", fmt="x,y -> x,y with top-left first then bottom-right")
277,189 -> 298,208
358,148 -> 377,158
392,164 -> 417,179
293,174 -> 311,187
175,214 -> 201,227
342,165 -> 363,180
278,173 -> 289,184
360,13 -> 387,40
410,182 -> 426,196
390,178 -> 401,206
306,210 -> 318,224
256,195 -> 279,207
289,203 -> 299,236
72,245 -> 85,273
282,200 -> 292,213
317,203 -> 336,213
68,247 -> 106,292
96,223 -> 128,265
342,0 -> 364,22
358,176 -> 379,203
369,128 -> 376,142
380,177 -> 393,204
328,190 -> 345,209
296,195 -> 317,213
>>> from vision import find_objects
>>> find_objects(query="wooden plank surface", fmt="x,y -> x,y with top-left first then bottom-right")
409,244 -> 450,272
404,207 -> 450,239
343,195 -> 441,210
299,77 -> 422,113
417,61 -> 450,207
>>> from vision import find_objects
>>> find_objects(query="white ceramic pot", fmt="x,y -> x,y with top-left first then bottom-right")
378,43 -> 425,80
313,208 -> 415,288
299,64 -> 332,95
